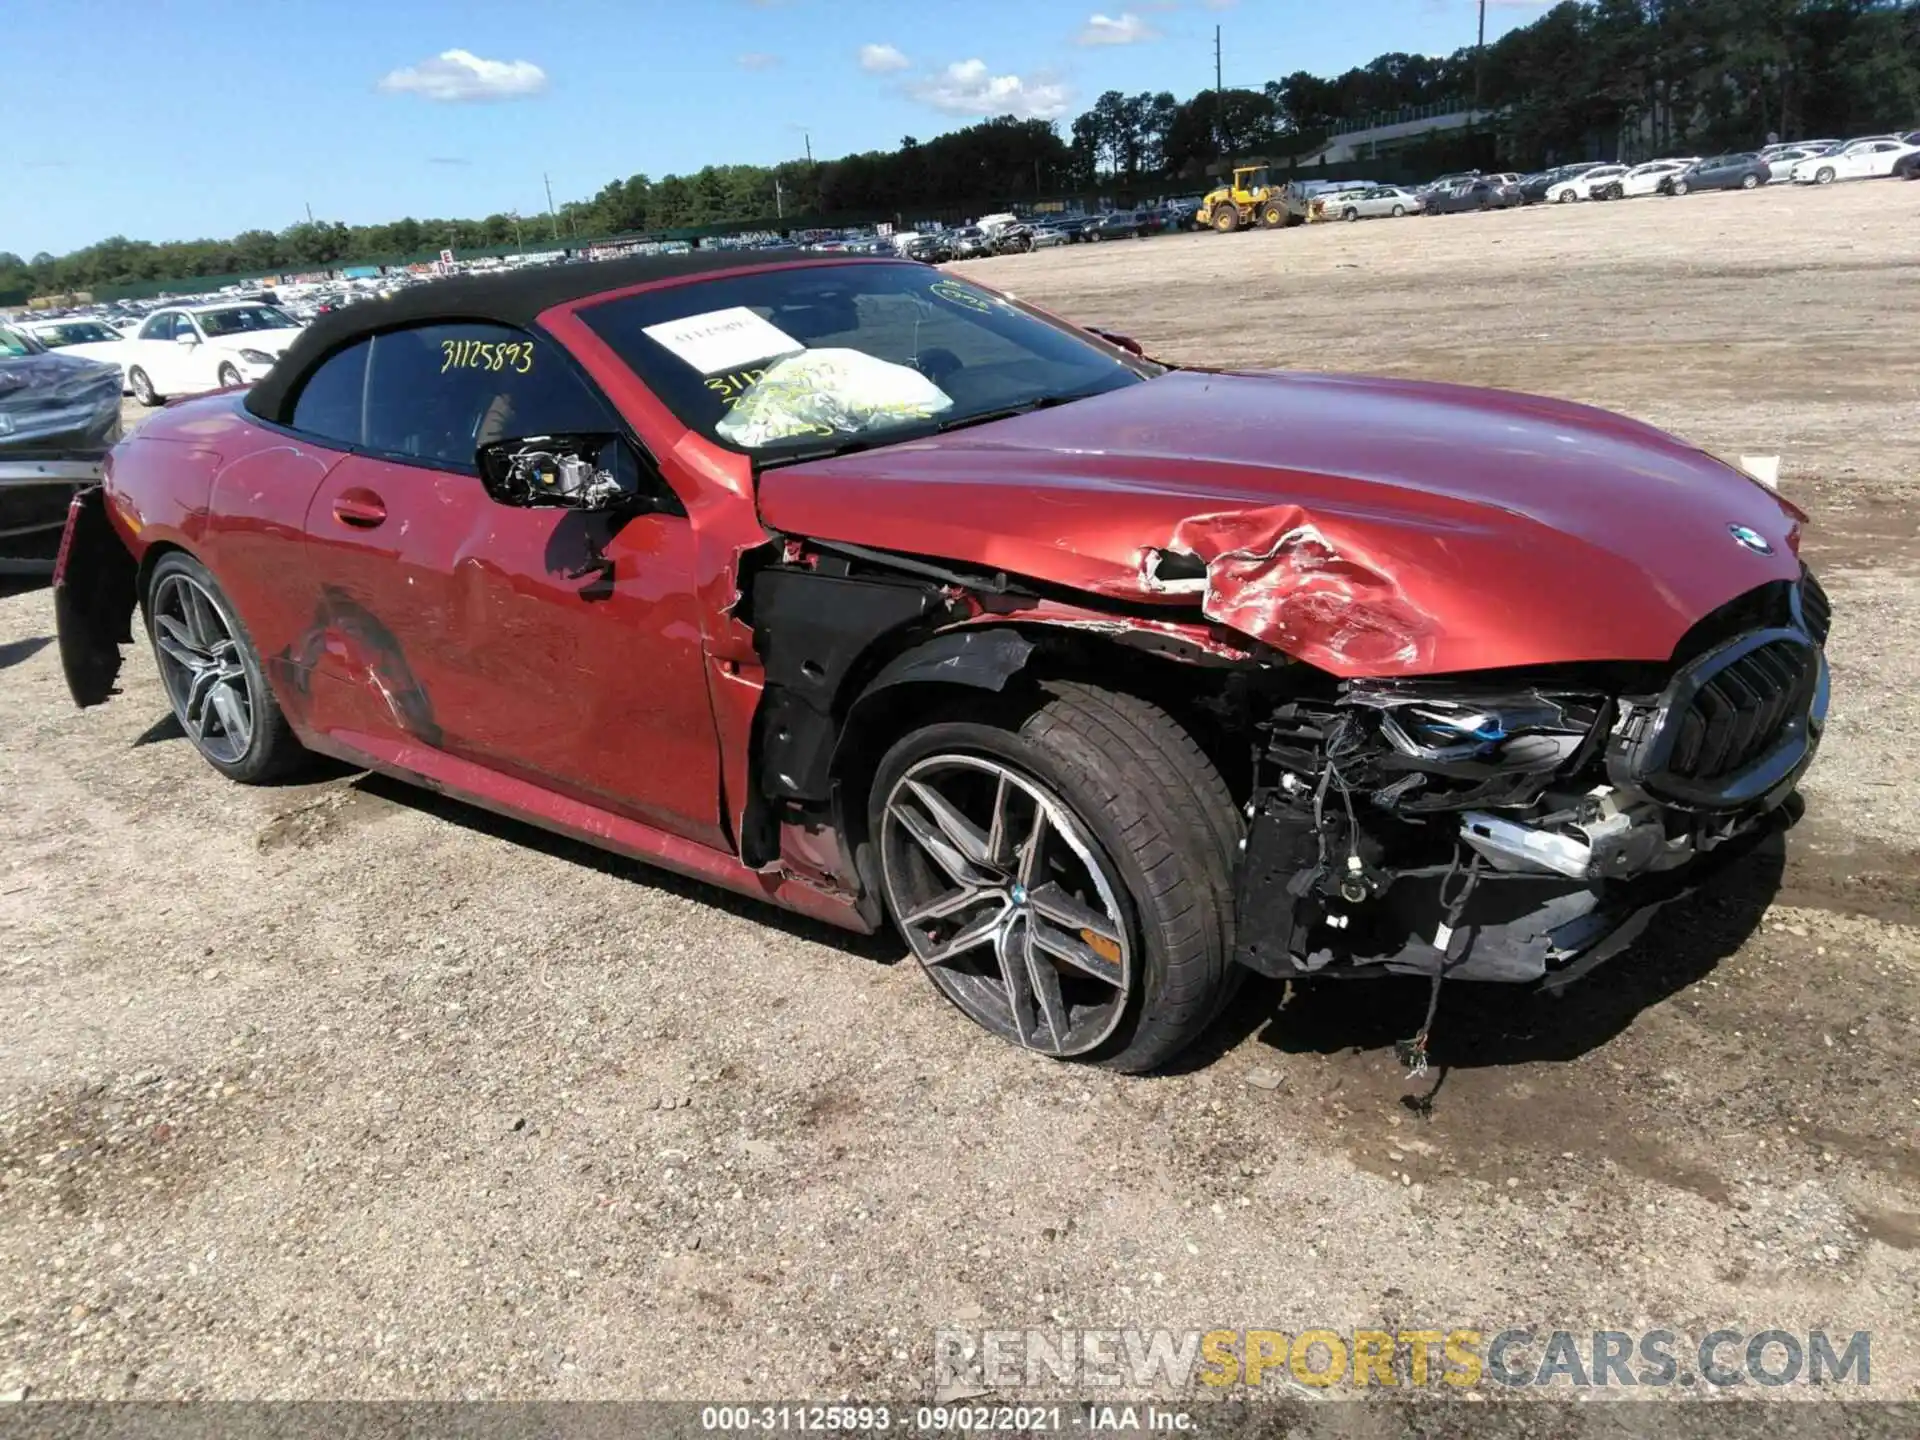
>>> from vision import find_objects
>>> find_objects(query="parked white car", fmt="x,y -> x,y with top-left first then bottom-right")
1546,164 -> 1630,202
1602,159 -> 1698,198
122,302 -> 304,405
16,317 -> 136,392
1758,140 -> 1836,170
1325,185 -> 1425,220
1758,145 -> 1829,182
1790,138 -> 1919,184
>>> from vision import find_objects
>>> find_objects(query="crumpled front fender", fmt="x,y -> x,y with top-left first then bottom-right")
1144,505 -> 1437,673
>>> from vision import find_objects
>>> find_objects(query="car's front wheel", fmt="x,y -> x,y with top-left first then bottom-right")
869,682 -> 1240,1072
128,367 -> 160,406
1815,167 -> 1835,185
1741,173 -> 1759,189
218,363 -> 244,388
145,551 -> 306,784
1672,179 -> 1690,196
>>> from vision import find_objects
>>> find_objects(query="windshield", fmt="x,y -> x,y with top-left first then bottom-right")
33,321 -> 121,346
580,261 -> 1152,461
196,305 -> 296,337
0,325 -> 44,358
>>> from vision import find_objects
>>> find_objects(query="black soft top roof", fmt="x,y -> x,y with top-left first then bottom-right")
246,250 -> 876,423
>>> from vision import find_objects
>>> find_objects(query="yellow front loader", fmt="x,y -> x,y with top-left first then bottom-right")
1196,165 -> 1293,232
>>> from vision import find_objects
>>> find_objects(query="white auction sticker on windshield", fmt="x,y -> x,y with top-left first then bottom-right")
643,307 -> 803,375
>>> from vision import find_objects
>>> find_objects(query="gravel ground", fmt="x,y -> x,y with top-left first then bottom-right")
2,181 -> 1915,1406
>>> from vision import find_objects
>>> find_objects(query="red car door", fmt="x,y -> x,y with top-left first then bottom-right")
296,323 -> 724,850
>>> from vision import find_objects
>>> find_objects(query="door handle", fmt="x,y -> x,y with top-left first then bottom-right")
332,489 -> 387,528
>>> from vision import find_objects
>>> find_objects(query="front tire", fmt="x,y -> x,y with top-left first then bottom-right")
1815,167 -> 1835,185
1671,179 -> 1690,196
145,551 -> 306,784
129,367 -> 160,406
870,682 -> 1241,1072
1342,207 -> 1359,223
218,363 -> 244,388
1555,188 -> 1575,203
1213,207 -> 1240,233
1741,173 -> 1759,190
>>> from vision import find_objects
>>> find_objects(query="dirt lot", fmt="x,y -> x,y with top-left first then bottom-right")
2,182 -> 1916,1406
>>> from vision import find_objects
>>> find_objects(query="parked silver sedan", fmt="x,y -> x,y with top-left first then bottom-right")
1326,184 -> 1425,221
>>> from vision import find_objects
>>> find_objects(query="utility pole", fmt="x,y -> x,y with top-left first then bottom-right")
804,130 -> 813,165
1214,25 -> 1225,159
1473,0 -> 1486,118
543,172 -> 560,242
304,201 -> 314,225
775,175 -> 785,220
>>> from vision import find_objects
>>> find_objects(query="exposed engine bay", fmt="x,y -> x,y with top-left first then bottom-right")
1231,572 -> 1829,988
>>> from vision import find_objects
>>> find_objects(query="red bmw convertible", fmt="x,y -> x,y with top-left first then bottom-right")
54,253 -> 1828,1071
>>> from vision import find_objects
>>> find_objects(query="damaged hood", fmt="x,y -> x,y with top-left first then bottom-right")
0,349 -> 117,395
756,369 -> 1805,676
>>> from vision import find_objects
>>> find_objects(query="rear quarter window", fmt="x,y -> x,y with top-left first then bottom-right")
289,340 -> 370,448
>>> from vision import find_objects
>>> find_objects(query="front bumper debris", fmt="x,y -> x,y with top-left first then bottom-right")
1230,576 -> 1828,988
52,487 -> 138,705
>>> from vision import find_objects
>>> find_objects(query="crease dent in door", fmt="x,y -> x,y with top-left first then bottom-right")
268,583 -> 444,744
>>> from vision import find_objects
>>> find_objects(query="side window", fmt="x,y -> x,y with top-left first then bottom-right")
139,313 -> 173,341
289,340 -> 371,447
361,323 -> 618,471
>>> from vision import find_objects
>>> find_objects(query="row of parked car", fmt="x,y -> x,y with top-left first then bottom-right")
1403,131 -> 1920,215
892,200 -> 1207,261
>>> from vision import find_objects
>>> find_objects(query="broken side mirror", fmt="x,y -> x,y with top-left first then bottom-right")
476,433 -> 637,511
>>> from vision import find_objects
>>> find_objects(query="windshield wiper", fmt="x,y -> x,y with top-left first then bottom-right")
934,389 -> 1104,434
754,433 -> 910,470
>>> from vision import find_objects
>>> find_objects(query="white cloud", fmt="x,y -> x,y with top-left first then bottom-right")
378,48 -> 548,102
1077,12 -> 1160,45
736,51 -> 781,70
859,42 -> 911,73
907,59 -> 1071,120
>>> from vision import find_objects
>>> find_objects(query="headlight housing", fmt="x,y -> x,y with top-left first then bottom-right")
1348,687 -> 1607,775
237,348 -> 274,365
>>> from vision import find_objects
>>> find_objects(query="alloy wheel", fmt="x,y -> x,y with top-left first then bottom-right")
880,754 -> 1133,1057
130,368 -> 155,405
151,572 -> 254,765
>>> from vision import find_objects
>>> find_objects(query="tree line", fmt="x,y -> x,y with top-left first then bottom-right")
5,0 -> 1915,302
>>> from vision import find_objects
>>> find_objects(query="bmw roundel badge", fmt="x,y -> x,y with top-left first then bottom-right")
1728,524 -> 1773,555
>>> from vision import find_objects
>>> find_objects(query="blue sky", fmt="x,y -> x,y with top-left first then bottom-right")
5,0 -> 1547,257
